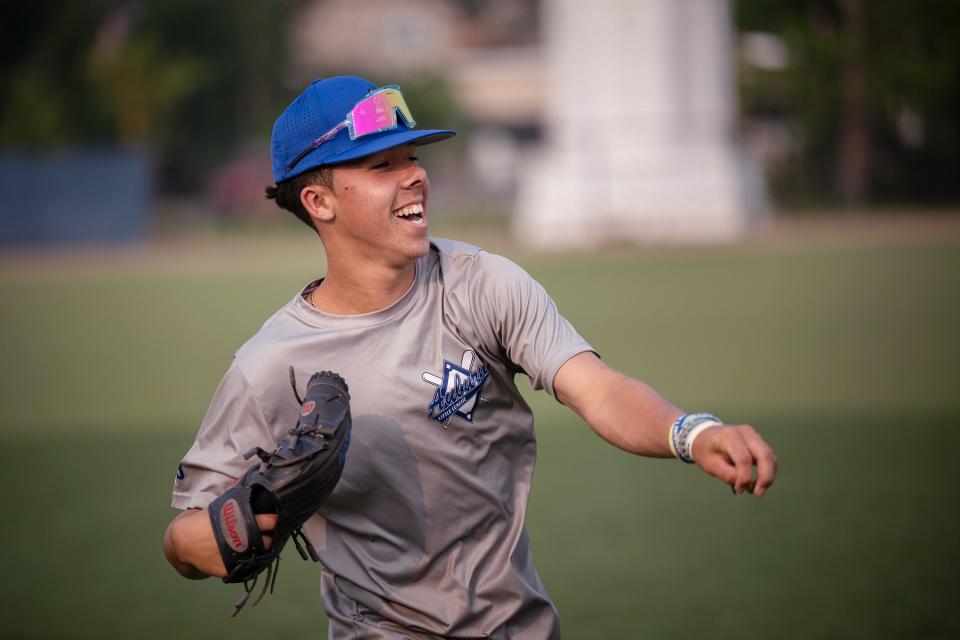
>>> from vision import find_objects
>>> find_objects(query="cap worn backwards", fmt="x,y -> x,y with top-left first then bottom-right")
271,76 -> 456,184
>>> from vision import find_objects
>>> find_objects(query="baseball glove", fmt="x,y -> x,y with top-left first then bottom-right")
208,368 -> 351,615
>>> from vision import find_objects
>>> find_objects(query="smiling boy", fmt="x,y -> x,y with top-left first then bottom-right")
163,76 -> 777,639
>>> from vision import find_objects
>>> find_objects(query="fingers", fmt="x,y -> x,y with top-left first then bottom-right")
693,441 -> 739,489
727,434 -> 755,495
695,425 -> 778,497
255,513 -> 279,531
741,427 -> 778,497
255,513 -> 279,551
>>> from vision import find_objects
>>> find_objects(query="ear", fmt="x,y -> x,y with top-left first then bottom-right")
300,183 -> 336,225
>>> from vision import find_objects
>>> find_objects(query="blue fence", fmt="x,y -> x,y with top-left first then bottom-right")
0,149 -> 151,246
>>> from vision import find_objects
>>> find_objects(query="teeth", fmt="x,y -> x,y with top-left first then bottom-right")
394,203 -> 424,217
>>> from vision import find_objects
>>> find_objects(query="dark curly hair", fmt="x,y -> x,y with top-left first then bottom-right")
264,167 -> 335,233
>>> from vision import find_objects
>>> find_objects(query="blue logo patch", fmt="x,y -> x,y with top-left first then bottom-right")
176,463 -> 185,480
422,350 -> 490,427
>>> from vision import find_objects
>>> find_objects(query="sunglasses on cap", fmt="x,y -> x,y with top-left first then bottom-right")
284,85 -> 417,174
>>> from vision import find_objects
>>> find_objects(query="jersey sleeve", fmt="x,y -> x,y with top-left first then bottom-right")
171,361 -> 275,510
468,251 -> 596,398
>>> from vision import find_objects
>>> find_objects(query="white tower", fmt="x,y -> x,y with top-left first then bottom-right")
515,0 -> 765,246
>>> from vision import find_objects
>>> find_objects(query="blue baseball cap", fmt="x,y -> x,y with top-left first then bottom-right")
271,76 -> 456,183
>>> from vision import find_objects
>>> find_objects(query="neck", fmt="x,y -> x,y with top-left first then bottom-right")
311,257 -> 417,315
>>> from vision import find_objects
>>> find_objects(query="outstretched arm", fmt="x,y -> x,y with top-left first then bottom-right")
553,352 -> 778,496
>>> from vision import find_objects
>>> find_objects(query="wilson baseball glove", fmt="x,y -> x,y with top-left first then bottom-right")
208,368 -> 351,615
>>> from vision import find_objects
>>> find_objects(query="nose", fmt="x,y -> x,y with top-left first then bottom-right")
402,159 -> 427,189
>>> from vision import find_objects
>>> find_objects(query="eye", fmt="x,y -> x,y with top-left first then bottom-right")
371,160 -> 389,169
409,155 -> 419,162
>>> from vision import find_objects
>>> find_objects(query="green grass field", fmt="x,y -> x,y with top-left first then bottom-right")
1,218 -> 958,639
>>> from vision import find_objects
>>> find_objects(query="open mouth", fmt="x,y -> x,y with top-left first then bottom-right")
393,202 -> 425,224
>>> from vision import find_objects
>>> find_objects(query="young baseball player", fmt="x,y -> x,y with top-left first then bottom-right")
163,76 -> 778,638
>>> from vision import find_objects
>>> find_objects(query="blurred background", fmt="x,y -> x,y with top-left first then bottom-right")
1,0 -> 958,638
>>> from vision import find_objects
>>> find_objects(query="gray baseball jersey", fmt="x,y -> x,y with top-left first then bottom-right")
173,238 -> 594,638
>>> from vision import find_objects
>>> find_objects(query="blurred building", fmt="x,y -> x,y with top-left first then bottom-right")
290,0 -> 462,76
517,0 -> 765,246
289,0 -> 538,75
286,0 -> 765,245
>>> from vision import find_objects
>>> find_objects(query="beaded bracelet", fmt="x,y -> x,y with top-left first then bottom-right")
669,413 -> 723,463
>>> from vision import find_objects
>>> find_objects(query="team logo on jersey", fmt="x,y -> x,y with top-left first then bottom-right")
422,350 -> 490,426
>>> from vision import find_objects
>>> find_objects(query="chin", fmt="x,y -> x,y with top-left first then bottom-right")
408,236 -> 431,259
386,237 -> 430,268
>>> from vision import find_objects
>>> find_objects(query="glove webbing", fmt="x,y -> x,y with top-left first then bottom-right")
230,527 -> 317,616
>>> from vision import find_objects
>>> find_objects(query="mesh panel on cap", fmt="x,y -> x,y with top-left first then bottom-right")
285,93 -> 312,137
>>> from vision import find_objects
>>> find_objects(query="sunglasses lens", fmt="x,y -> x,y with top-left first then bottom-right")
349,88 -> 416,138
